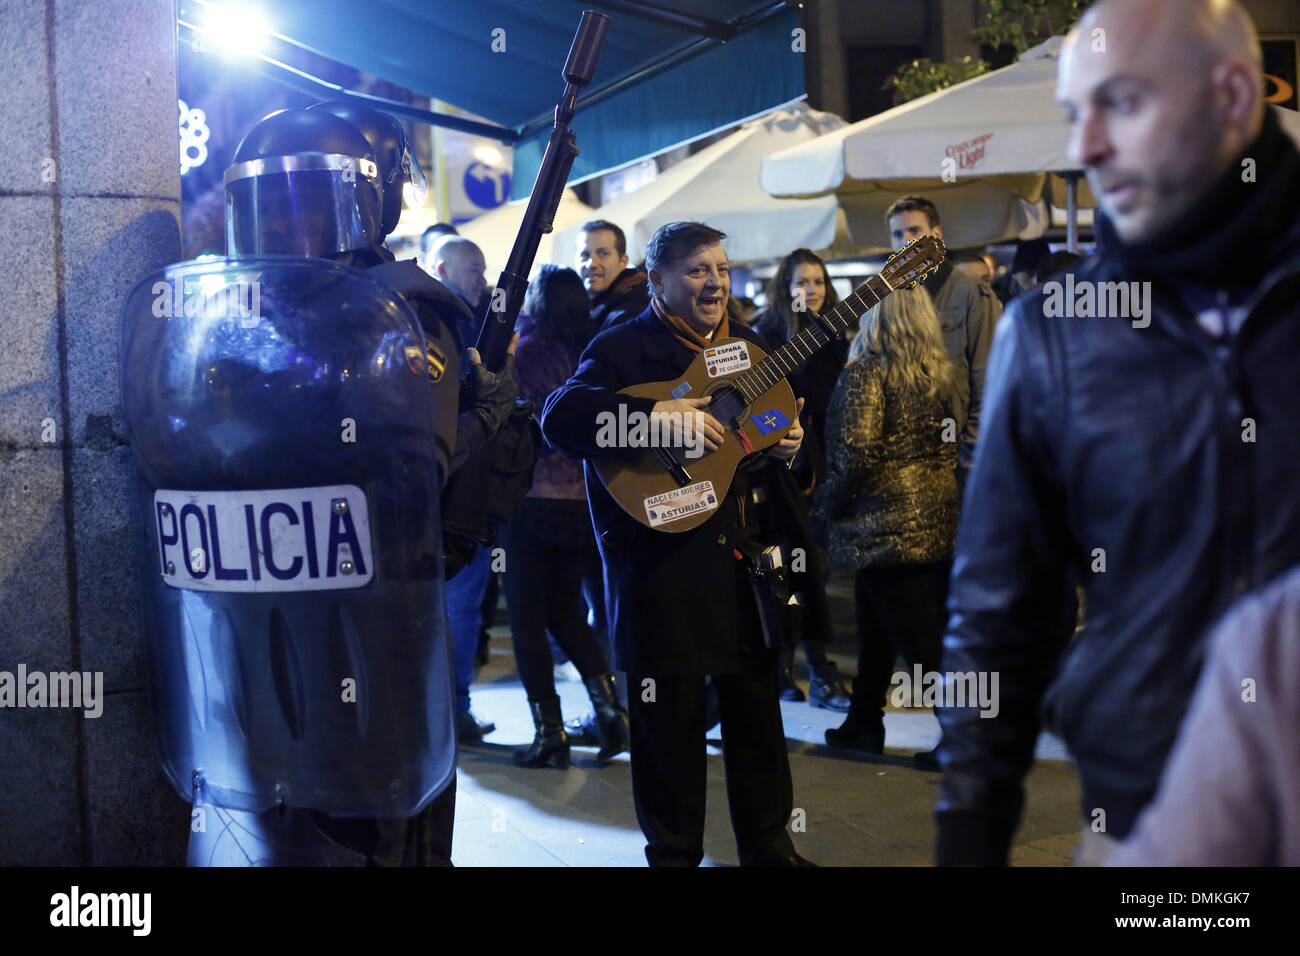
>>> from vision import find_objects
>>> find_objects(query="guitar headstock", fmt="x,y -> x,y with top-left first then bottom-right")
880,235 -> 946,290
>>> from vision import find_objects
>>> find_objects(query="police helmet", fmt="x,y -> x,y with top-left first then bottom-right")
224,108 -> 384,258
308,100 -> 428,238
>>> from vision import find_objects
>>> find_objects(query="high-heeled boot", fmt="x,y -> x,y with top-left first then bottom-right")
584,673 -> 630,760
514,697 -> 569,769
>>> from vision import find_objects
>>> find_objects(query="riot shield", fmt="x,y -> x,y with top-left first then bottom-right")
120,256 -> 455,818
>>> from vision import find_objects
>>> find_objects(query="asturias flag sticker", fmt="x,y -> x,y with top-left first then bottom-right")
753,408 -> 792,435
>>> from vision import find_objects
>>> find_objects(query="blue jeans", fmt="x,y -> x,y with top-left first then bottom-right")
445,542 -> 494,716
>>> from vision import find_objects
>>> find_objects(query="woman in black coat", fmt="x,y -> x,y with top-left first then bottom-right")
750,249 -> 852,711
503,266 -> 630,768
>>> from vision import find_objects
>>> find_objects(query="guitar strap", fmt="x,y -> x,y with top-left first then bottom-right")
737,473 -> 747,529
734,538 -> 793,649
732,470 -> 788,645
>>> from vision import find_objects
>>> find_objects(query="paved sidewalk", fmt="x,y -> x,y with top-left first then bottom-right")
451,576 -> 1082,867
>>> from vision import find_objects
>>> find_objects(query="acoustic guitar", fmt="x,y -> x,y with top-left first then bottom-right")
592,235 -> 946,532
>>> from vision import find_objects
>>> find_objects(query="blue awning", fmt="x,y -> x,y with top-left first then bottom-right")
179,0 -> 805,199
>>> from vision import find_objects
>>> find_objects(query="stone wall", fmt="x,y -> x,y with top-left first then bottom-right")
0,0 -> 190,865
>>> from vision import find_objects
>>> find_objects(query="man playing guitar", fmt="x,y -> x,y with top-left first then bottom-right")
541,221 -> 811,866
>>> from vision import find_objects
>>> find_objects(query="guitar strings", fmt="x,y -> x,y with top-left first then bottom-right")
731,240 -> 934,402
730,276 -> 888,406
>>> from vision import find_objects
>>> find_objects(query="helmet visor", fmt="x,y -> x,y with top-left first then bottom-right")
225,153 -> 382,257
398,145 -> 429,210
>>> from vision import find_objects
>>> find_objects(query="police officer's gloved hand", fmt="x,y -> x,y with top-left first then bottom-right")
463,346 -> 519,436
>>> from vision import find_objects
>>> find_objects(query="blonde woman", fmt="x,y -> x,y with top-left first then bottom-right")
812,285 -> 959,769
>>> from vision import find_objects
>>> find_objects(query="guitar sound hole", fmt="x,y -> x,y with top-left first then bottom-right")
707,386 -> 748,430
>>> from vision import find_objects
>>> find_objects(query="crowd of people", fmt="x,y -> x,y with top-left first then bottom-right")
423,182 -> 1111,862
395,0 -> 1300,868
192,0 -> 1295,868
418,208 -> 980,770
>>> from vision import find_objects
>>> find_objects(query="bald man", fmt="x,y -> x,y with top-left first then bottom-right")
420,232 -> 502,742
428,236 -> 486,310
424,235 -> 487,350
935,0 -> 1300,866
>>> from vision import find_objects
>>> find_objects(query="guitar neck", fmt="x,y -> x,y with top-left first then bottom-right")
731,274 -> 892,406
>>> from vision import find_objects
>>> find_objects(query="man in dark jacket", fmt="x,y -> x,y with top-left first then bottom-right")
936,0 -> 1300,865
576,219 -> 651,333
569,219 -> 650,737
885,196 -> 1002,477
543,221 -> 811,866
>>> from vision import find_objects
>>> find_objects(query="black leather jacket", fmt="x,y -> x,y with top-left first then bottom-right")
936,122 -> 1300,863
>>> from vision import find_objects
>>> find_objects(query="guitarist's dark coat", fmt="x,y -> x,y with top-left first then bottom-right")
542,307 -> 796,675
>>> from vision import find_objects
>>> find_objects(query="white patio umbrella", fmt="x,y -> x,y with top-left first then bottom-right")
761,37 -> 1089,253
457,188 -> 594,282
550,101 -> 858,266
763,36 -> 1300,254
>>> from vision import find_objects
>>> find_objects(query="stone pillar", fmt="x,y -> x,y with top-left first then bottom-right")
0,0 -> 190,864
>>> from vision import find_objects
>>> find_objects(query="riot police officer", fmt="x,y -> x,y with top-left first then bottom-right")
226,105 -> 519,483
182,104 -> 517,865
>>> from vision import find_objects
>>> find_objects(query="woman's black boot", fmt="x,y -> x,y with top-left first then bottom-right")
584,674 -> 630,760
514,697 -> 570,769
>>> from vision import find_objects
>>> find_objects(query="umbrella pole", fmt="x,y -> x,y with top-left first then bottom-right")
1065,172 -> 1080,253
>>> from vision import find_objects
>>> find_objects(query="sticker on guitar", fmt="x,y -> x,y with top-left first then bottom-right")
644,480 -> 718,528
704,341 -> 750,377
